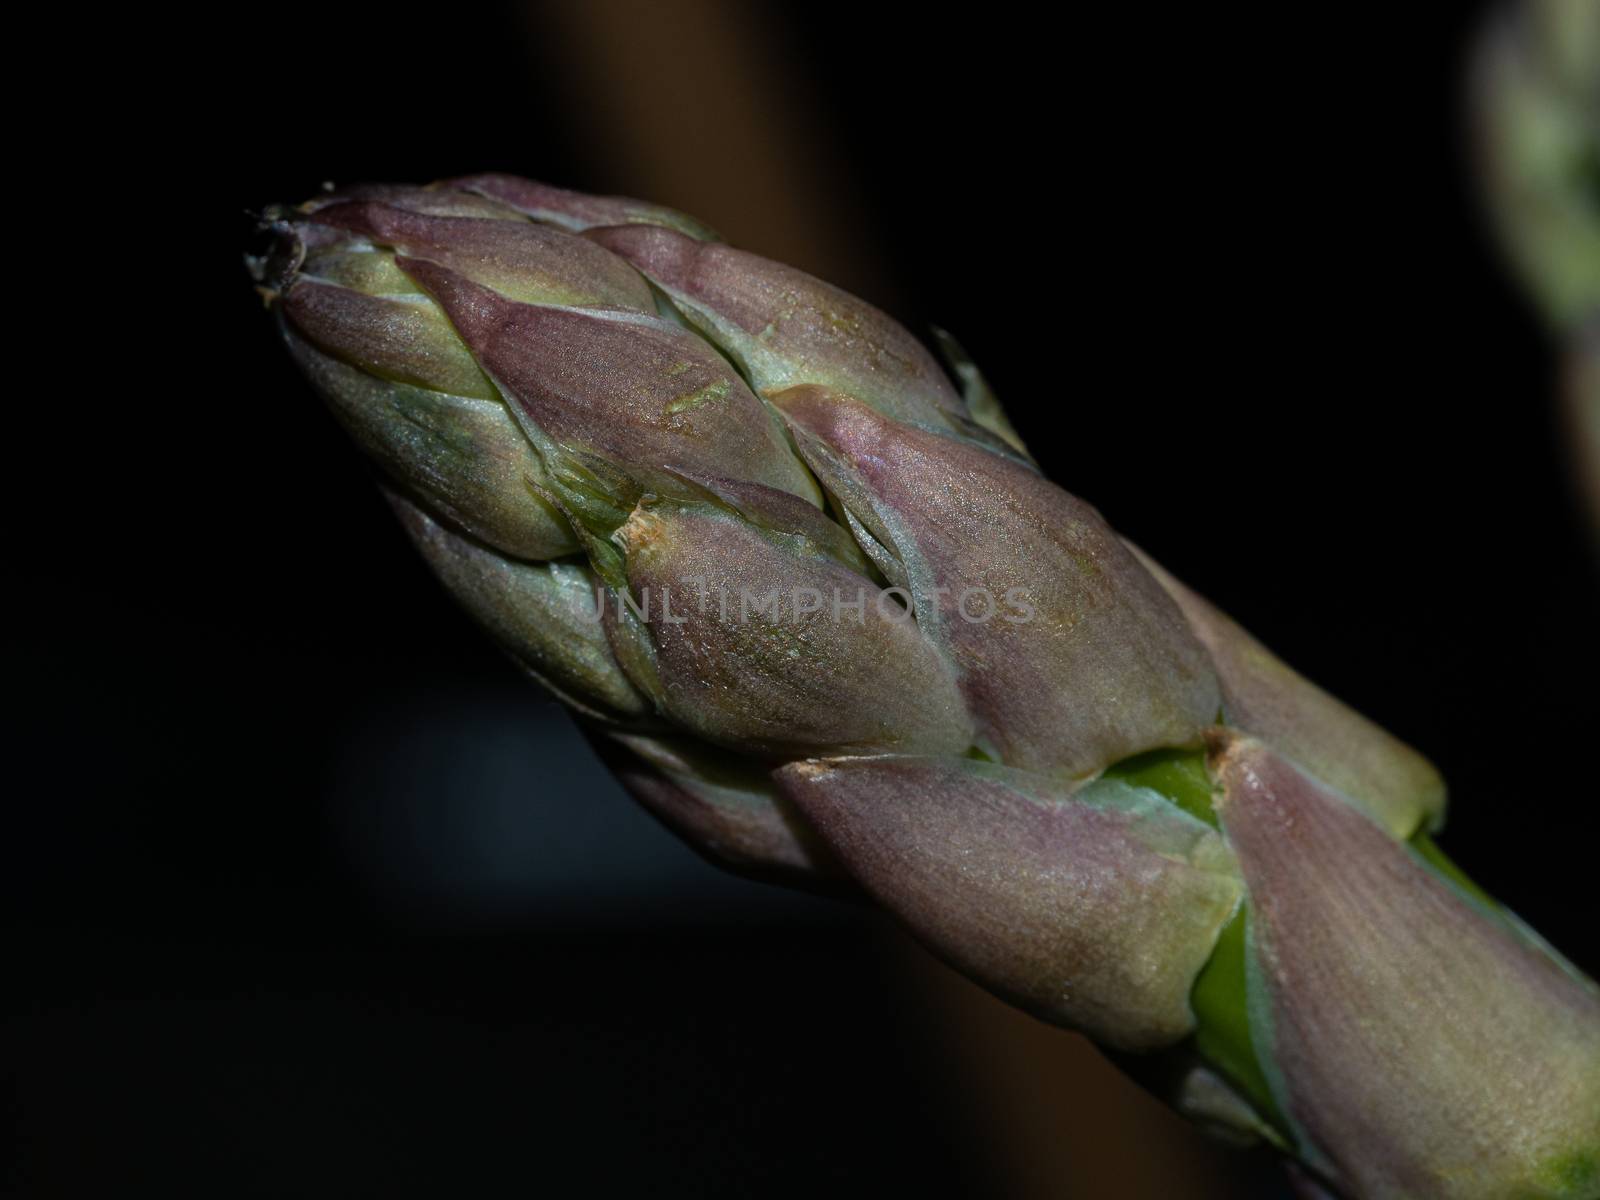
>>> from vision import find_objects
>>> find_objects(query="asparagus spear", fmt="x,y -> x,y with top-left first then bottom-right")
250,175 -> 1600,1199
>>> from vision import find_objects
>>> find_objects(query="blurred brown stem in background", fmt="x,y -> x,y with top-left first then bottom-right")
524,0 -> 894,304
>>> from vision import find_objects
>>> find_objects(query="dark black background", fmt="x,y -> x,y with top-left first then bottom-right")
10,2 -> 1596,1196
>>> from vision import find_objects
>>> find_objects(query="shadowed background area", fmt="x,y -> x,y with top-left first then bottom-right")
9,1 -> 1598,1196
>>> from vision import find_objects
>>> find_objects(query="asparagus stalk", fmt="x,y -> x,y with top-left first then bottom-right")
249,175 -> 1600,1199
1473,0 -> 1600,537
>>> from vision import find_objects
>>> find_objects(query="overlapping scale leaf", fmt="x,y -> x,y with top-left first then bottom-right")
587,224 -> 990,434
774,386 -> 1220,776
390,493 -> 647,721
310,200 -> 658,310
397,258 -> 822,530
1209,732 -> 1600,1199
281,304 -> 576,561
302,183 -> 532,222
587,729 -> 844,886
449,173 -> 719,240
775,754 -> 1242,1050
1131,548 -> 1446,838
604,500 -> 974,758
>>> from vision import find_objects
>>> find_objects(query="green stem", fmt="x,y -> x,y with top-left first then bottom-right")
1105,749 -> 1566,1171
1189,907 -> 1286,1135
1102,749 -> 1288,1137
